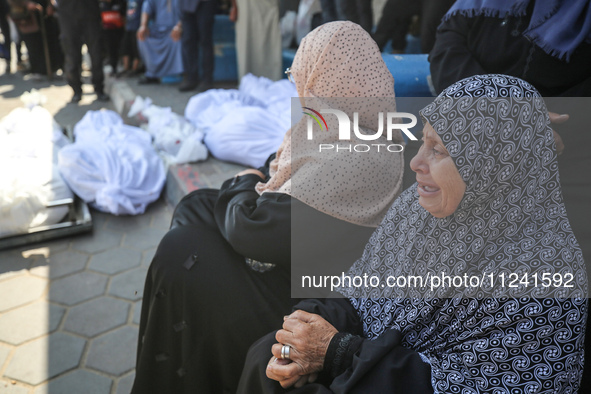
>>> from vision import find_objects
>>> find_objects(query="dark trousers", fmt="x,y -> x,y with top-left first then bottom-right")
0,0 -> 10,64
180,0 -> 215,84
373,0 -> 454,53
58,10 -> 104,94
320,0 -> 347,23
320,0 -> 372,32
103,27 -> 123,72
343,0 -> 373,33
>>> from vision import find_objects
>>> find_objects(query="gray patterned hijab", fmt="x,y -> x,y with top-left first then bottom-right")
340,75 -> 587,392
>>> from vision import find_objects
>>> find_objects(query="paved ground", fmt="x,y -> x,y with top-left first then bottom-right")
0,59 -> 241,393
0,4 -> 395,391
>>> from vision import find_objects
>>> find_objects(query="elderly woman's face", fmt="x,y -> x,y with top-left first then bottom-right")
410,123 -> 466,218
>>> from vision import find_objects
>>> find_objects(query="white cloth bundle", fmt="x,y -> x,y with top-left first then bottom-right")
128,96 -> 208,166
58,110 -> 166,215
184,74 -> 298,168
0,105 -> 72,237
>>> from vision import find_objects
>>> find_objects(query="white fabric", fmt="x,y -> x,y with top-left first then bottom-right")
0,106 -> 72,237
58,110 -> 166,215
280,10 -> 297,48
235,0 -> 283,80
184,74 -> 297,168
295,0 -> 322,44
128,96 -> 208,166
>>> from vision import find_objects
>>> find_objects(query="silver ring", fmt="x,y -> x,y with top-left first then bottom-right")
280,344 -> 291,360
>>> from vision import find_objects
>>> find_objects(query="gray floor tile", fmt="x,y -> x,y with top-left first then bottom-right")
33,369 -> 113,394
122,227 -> 167,252
20,239 -> 71,256
88,209 -> 110,231
48,272 -> 108,306
71,230 -> 123,254
0,275 -> 48,312
104,213 -> 153,233
86,326 -> 138,376
0,380 -> 30,394
0,250 -> 33,282
132,301 -> 142,325
4,332 -> 85,386
0,269 -> 27,285
148,204 -> 173,230
0,301 -> 65,345
64,297 -> 130,338
116,372 -> 135,394
0,344 -> 11,370
109,268 -> 148,301
141,248 -> 156,268
29,250 -> 89,280
89,248 -> 141,275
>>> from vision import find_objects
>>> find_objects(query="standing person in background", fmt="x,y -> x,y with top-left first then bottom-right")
99,0 -> 126,76
0,0 -> 12,73
177,0 -> 215,92
8,0 -> 63,77
54,0 -> 108,103
343,0 -> 372,32
319,0 -> 346,24
319,0 -> 371,32
373,0 -> 455,54
230,0 -> 282,81
119,0 -> 144,77
136,0 -> 183,84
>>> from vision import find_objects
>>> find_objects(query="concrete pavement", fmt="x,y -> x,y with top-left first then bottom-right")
0,62 -> 242,393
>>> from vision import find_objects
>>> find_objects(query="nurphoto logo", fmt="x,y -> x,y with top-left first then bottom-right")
304,108 -> 418,153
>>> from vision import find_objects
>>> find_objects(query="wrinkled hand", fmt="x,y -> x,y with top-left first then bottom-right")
266,358 -> 319,389
234,168 -> 265,179
137,26 -> 149,41
170,25 -> 182,41
549,112 -> 568,156
266,311 -> 338,389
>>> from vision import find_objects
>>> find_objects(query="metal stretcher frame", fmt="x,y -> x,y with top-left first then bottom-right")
0,197 -> 93,250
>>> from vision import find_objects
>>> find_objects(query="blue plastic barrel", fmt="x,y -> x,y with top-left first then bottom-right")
282,49 -> 433,97
211,15 -> 238,81
382,54 -> 433,97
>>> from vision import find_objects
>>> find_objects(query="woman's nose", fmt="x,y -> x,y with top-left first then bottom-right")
410,146 -> 427,174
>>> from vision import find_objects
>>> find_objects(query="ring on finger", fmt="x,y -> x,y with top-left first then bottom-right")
280,344 -> 291,360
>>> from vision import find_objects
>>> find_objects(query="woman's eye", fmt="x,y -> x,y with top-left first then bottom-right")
433,147 -> 444,156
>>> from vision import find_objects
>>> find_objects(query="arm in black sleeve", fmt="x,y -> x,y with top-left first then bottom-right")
429,15 -> 487,94
256,152 -> 276,180
329,328 -> 433,393
294,297 -> 363,334
292,298 -> 365,378
214,174 -> 291,266
294,298 -> 432,391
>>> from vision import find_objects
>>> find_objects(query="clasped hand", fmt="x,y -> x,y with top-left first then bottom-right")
266,310 -> 337,389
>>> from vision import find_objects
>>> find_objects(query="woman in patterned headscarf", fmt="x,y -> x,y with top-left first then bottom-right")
132,21 -> 405,394
239,74 -> 587,393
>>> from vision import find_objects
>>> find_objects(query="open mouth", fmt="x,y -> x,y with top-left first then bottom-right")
417,182 -> 440,195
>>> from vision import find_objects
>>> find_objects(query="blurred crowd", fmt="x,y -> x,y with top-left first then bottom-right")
0,0 -> 460,102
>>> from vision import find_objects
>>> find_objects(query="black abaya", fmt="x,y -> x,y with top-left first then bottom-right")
132,172 -> 375,394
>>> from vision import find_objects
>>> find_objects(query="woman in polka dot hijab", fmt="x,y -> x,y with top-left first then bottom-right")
257,21 -> 404,227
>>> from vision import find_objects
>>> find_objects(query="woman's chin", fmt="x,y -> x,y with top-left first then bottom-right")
418,199 -> 449,218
